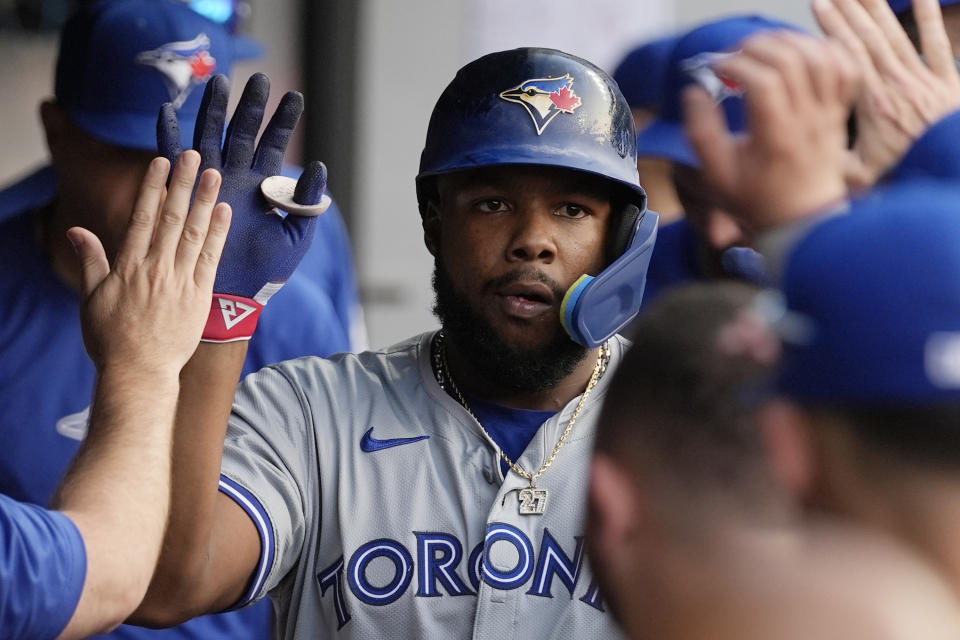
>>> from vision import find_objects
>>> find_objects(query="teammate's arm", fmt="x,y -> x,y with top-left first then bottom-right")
131,73 -> 327,624
45,151 -> 230,638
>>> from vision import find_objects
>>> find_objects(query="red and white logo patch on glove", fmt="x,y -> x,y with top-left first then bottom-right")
202,294 -> 264,342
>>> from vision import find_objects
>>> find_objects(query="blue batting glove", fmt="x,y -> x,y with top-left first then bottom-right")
158,73 -> 328,342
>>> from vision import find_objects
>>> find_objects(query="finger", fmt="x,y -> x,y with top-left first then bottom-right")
114,157 -> 170,275
156,103 -> 184,168
252,91 -> 304,175
831,0 -> 914,78
152,150 -> 201,259
194,203 -> 232,289
739,32 -> 818,115
858,0 -> 930,73
823,38 -> 865,106
176,168 -> 222,273
682,86 -> 738,194
67,227 -> 109,297
222,73 -> 270,171
777,32 -> 841,105
293,161 -> 327,205
914,0 -> 957,78
193,74 -> 230,171
843,150 -> 876,191
713,53 -> 791,145
814,0 -> 882,81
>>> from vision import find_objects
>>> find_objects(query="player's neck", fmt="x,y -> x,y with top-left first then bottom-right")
874,474 -> 960,599
627,524 -> 802,640
441,337 -> 602,412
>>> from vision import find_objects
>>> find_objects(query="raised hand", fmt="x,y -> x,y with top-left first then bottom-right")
67,151 -> 230,376
683,31 -> 860,230
814,0 -> 960,188
157,73 -> 329,342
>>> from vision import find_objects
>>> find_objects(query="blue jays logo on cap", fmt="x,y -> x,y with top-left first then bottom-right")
681,52 -> 742,103
499,73 -> 582,135
136,33 -> 217,109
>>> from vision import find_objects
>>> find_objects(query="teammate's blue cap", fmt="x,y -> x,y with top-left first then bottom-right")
55,0 -> 235,151
778,180 -> 960,404
888,0 -> 960,15
635,15 -> 799,168
612,34 -> 681,112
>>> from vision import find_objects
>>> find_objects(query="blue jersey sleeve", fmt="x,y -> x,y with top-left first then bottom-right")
888,109 -> 960,182
0,494 -> 86,640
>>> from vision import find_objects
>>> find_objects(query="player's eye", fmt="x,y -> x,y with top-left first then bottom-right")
476,199 -> 509,213
556,203 -> 589,219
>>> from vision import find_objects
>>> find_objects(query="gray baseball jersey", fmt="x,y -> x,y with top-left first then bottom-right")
218,331 -> 629,639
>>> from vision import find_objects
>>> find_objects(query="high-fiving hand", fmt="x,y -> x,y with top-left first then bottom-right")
814,0 -> 960,188
67,151 -> 230,377
683,30 -> 860,231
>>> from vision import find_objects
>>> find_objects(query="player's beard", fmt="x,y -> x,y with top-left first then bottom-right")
431,258 -> 588,394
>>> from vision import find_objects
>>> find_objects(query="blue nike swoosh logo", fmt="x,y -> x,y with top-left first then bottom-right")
360,427 -> 430,453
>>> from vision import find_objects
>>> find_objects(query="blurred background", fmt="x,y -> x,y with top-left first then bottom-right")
0,0 -> 814,348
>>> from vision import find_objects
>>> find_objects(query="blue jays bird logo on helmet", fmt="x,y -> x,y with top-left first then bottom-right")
681,52 -> 742,103
136,33 -> 217,109
499,74 -> 582,135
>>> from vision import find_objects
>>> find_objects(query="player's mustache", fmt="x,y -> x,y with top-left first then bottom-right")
484,269 -> 566,301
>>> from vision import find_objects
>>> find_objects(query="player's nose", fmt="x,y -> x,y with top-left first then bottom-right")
506,207 -> 557,263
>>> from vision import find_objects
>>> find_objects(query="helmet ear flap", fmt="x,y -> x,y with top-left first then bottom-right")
606,204 -> 642,264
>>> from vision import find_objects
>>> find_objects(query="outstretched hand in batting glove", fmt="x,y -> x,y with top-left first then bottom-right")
158,72 -> 330,343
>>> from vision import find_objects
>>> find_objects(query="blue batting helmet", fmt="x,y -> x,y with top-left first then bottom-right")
416,47 -> 647,212
417,47 -> 657,348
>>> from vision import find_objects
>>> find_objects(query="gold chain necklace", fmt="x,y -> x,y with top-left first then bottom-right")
435,331 -> 607,516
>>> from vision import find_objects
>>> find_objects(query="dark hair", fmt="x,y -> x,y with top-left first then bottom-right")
820,404 -> 960,469
597,282 -> 781,514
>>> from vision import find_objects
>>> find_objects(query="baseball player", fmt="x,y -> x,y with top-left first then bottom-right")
681,0 -> 960,599
128,48 -> 658,639
3,149 -> 230,639
590,282 -> 960,639
0,1 -> 362,637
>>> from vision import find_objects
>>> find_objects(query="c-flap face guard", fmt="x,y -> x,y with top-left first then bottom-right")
561,210 -> 659,348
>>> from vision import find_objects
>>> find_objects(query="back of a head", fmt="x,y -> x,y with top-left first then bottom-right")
780,179 -> 960,468
611,33 -> 680,115
55,0 -> 235,150
598,281 -> 781,519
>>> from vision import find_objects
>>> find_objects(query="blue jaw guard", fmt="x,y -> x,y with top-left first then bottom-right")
561,210 -> 659,347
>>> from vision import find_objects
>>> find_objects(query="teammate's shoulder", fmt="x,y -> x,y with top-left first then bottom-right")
0,165 -> 57,223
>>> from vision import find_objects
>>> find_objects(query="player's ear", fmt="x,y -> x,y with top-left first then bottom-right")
587,454 -> 642,553
422,200 -> 441,257
39,100 -> 71,159
759,399 -> 816,502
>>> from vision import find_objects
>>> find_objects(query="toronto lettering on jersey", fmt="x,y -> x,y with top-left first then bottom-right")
317,524 -> 605,630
